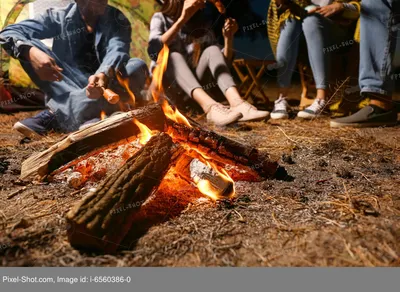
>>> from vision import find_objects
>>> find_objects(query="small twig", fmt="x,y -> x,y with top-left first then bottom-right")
7,187 -> 27,200
277,126 -> 311,150
312,76 -> 350,121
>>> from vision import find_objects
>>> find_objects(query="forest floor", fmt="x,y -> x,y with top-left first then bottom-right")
1,88 -> 400,267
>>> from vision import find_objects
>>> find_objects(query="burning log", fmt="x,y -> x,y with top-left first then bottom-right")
174,154 -> 234,200
20,104 -> 166,180
66,133 -> 175,253
167,121 -> 280,179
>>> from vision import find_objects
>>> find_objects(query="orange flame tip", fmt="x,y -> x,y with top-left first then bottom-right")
116,70 -> 136,107
133,118 -> 155,145
151,45 -> 170,102
162,100 -> 192,128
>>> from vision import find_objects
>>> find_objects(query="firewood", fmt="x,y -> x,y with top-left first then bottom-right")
174,154 -> 234,199
167,121 -> 280,179
66,133 -> 175,253
20,104 -> 166,180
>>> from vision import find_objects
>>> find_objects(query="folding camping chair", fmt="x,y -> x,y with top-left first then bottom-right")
232,59 -> 275,106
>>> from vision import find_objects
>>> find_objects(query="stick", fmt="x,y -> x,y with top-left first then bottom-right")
7,187 -> 27,200
101,87 -> 120,104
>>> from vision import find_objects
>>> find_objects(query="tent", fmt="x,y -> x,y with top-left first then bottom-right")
0,0 -> 161,90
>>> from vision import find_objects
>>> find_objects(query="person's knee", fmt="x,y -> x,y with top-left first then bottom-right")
126,58 -> 149,78
202,45 -> 221,57
302,14 -> 322,35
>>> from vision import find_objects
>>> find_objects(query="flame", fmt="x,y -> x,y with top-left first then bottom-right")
189,148 -> 236,200
133,118 -> 156,145
116,70 -> 136,106
200,160 -> 235,200
152,45 -> 170,102
162,100 -> 192,128
150,44 -> 192,128
100,111 -> 106,120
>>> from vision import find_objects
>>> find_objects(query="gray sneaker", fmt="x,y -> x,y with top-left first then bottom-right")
271,96 -> 289,119
330,105 -> 398,128
297,98 -> 326,119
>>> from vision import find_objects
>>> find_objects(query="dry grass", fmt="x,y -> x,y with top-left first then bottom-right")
0,104 -> 400,266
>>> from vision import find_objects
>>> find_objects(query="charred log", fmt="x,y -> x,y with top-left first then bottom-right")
167,121 -> 280,178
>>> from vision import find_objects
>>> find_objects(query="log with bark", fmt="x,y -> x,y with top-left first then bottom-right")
20,104 -> 166,180
66,133 -> 175,253
167,121 -> 282,179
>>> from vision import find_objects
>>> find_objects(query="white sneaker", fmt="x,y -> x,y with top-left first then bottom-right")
271,95 -> 289,119
231,101 -> 270,122
206,103 -> 243,126
297,98 -> 326,119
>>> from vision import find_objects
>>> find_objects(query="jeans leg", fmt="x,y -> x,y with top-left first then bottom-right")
359,0 -> 399,97
18,39 -> 86,102
123,58 -> 149,101
17,39 -> 109,132
195,45 -> 236,94
302,14 -> 351,90
276,18 -> 302,88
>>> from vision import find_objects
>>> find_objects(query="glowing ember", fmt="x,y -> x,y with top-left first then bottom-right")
116,70 -> 136,106
100,111 -> 106,120
133,118 -> 156,145
152,44 -> 170,102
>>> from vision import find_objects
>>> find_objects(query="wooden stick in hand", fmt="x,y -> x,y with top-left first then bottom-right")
101,87 -> 120,104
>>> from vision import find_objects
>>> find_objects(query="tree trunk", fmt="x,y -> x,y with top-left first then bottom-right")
66,133 -> 175,254
21,104 -> 166,180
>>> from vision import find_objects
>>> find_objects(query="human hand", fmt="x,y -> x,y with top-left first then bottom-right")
308,2 -> 344,18
86,73 -> 109,99
222,18 -> 239,40
180,0 -> 206,22
26,46 -> 63,82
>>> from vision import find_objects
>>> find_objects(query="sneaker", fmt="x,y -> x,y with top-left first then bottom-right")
297,98 -> 326,119
271,95 -> 290,119
79,118 -> 101,130
206,103 -> 243,126
231,101 -> 270,122
330,105 -> 398,128
13,110 -> 60,137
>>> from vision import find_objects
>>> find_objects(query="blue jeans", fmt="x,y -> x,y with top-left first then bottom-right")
359,0 -> 400,97
19,39 -> 149,132
276,14 -> 353,90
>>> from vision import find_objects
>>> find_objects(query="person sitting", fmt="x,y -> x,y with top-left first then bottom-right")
0,0 -> 149,137
267,0 -> 361,120
330,0 -> 399,127
148,0 -> 269,127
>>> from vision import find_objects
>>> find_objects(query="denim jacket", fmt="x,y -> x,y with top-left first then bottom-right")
0,3 -> 131,77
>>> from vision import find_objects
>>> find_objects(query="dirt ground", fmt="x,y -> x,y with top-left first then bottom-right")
1,88 -> 400,267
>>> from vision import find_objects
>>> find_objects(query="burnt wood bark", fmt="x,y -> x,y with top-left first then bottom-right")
167,121 -> 280,179
66,133 -> 174,253
20,104 -> 166,180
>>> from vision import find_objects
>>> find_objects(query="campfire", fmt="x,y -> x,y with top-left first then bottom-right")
20,43 -> 283,253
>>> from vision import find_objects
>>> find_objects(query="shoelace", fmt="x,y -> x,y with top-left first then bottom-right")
37,111 -> 54,126
237,101 -> 257,112
274,97 -> 288,112
211,104 -> 232,114
307,99 -> 325,113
